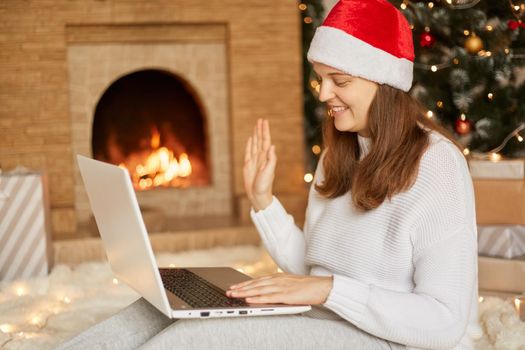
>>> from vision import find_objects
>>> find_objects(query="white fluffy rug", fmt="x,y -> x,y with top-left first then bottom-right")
0,244 -> 523,349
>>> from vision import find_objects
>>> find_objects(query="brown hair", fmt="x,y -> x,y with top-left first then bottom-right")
315,84 -> 465,212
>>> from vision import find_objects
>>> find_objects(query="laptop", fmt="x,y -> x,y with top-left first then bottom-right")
76,155 -> 311,319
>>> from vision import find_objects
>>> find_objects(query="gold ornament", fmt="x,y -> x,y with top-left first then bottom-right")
465,33 -> 483,54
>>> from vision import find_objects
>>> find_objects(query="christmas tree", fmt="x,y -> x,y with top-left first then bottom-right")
300,0 -> 525,176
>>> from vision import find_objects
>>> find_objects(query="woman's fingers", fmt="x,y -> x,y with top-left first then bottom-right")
229,275 -> 274,290
227,284 -> 281,298
262,119 -> 271,151
257,118 -> 263,153
244,136 -> 252,163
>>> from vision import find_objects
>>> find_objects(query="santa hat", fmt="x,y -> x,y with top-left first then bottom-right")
307,0 -> 415,92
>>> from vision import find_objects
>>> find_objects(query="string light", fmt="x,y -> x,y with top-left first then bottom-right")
304,173 -> 314,183
298,3 -> 307,11
112,278 -> 119,285
479,296 -> 484,302
311,145 -> 321,155
426,110 -> 434,118
428,2 -> 434,9
0,324 -> 14,333
490,152 -> 502,162
436,101 -> 444,108
304,17 -> 313,24
463,148 -> 470,156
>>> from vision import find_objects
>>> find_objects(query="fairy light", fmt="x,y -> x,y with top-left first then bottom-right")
16,286 -> 26,297
312,145 -> 321,155
430,65 -> 438,72
453,58 -> 460,64
478,296 -> 484,302
487,93 -> 494,100
112,278 -> 119,285
63,297 -> 71,304
304,17 -> 313,24
0,324 -> 14,333
486,25 -> 493,31
464,30 -> 470,36
517,135 -> 524,142
490,152 -> 502,162
277,268 -> 283,273
426,110 -> 434,118
298,3 -> 307,11
460,113 -> 467,121
436,101 -> 444,108
463,148 -> 470,156
304,173 -> 314,183
428,2 -> 434,9
400,2 -> 407,10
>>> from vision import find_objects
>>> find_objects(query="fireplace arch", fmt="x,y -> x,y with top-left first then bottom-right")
92,69 -> 210,188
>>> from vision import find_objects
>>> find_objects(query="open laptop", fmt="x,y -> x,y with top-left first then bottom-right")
76,155 -> 311,319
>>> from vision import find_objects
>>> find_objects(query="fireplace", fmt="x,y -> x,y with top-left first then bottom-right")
1,2 -> 308,240
92,69 -> 210,190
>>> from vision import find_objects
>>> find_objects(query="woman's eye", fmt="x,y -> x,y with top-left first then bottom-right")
335,81 -> 349,86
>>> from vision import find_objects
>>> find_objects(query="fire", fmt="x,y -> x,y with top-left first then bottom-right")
119,129 -> 192,190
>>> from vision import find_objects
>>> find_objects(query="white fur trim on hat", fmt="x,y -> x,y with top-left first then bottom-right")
307,26 -> 414,92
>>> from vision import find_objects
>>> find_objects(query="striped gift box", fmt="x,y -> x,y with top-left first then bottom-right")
0,171 -> 52,283
477,225 -> 525,259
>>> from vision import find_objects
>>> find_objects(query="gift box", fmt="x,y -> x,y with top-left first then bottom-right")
478,255 -> 525,294
0,170 -> 53,283
477,225 -> 525,259
473,179 -> 525,225
469,159 -> 525,179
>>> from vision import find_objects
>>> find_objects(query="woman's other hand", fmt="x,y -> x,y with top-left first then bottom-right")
243,118 -> 276,211
225,273 -> 334,306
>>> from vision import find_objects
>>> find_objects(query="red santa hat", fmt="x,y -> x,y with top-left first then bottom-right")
307,0 -> 415,92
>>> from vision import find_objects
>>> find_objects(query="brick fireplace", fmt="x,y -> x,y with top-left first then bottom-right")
0,1 -> 309,240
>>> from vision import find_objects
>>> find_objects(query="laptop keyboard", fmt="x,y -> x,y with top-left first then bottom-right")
159,268 -> 250,308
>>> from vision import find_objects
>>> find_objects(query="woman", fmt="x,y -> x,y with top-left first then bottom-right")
56,0 -> 482,349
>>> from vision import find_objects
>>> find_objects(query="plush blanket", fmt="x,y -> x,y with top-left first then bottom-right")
0,245 -> 523,349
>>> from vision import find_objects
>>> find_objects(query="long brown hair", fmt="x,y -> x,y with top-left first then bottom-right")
315,84 -> 465,212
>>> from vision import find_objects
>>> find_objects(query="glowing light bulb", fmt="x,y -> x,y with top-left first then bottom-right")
298,3 -> 307,10
426,111 -> 434,118
478,296 -> 484,302
463,148 -> 470,156
490,153 -> 501,162
112,278 -> 119,285
0,324 -> 14,333
430,65 -> 437,72
517,135 -> 524,142
63,296 -> 71,304
304,173 -> 313,183
400,3 -> 407,10
312,145 -> 321,155
16,286 -> 26,296
277,268 -> 283,273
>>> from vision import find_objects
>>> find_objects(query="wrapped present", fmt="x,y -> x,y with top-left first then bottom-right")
473,179 -> 525,225
478,255 -> 525,294
477,225 -> 525,259
0,170 -> 53,283
469,159 -> 524,179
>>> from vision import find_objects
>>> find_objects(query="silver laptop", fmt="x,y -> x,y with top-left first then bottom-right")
76,155 -> 311,319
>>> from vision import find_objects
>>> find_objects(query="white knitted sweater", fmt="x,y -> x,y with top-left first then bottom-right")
250,131 -> 483,350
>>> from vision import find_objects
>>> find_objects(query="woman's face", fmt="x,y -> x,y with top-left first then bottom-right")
312,62 -> 379,137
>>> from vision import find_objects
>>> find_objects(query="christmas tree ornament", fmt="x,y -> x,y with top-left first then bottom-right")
455,117 -> 473,135
419,32 -> 436,48
307,0 -> 414,92
464,33 -> 483,54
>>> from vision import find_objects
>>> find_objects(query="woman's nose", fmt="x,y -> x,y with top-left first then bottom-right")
318,82 -> 335,102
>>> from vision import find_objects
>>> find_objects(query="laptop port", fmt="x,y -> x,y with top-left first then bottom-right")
200,312 -> 210,317
261,309 -> 274,311
227,311 -> 234,314
239,310 -> 248,315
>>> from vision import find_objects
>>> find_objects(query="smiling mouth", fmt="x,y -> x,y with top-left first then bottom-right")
328,106 -> 349,117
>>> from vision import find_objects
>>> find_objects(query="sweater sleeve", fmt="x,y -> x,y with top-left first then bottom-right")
322,141 -> 478,350
249,196 -> 308,275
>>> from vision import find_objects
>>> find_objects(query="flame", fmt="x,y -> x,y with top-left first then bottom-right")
119,128 -> 192,190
